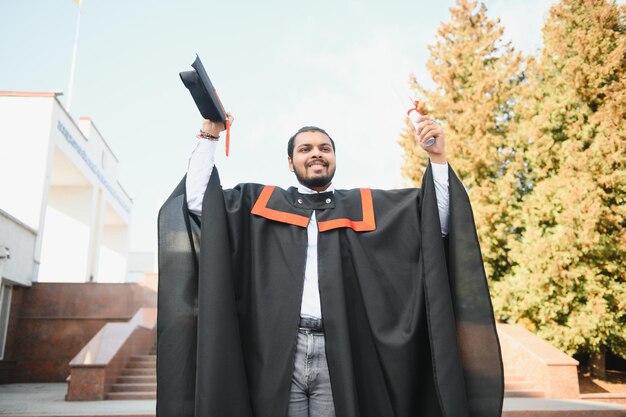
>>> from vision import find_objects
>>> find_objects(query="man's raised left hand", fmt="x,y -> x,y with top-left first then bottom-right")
414,114 -> 446,164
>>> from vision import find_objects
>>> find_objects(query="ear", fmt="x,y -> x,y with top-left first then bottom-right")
288,156 -> 294,172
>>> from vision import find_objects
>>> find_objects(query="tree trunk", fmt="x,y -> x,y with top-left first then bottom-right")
590,348 -> 606,380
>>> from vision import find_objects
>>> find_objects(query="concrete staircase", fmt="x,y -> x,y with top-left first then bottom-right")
67,307 -> 157,401
106,351 -> 156,400
498,324 -> 626,416
505,372 -> 545,398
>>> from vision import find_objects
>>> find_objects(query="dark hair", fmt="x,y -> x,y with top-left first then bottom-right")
287,126 -> 336,158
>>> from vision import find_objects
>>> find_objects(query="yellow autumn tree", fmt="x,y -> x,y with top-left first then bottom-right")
399,0 -> 524,282
495,0 -> 626,377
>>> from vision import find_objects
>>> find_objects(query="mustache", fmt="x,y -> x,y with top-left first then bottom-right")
307,159 -> 328,167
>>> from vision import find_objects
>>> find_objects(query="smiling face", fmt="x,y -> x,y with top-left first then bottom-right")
288,130 -> 337,192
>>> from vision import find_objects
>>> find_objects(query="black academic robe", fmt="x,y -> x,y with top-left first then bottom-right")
157,163 -> 504,417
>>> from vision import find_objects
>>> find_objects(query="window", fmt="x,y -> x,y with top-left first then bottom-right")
0,283 -> 12,359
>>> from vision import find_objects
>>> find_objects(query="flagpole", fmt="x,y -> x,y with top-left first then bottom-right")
66,0 -> 83,113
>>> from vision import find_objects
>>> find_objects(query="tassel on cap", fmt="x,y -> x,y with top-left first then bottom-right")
225,117 -> 231,157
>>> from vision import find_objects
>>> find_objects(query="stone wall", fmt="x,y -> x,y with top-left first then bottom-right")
0,282 -> 156,383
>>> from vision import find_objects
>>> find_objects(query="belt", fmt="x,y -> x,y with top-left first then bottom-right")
299,316 -> 324,332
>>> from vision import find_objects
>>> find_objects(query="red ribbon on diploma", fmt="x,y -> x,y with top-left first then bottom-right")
407,100 -> 423,117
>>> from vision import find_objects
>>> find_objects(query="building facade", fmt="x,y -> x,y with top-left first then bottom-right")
0,91 -> 132,359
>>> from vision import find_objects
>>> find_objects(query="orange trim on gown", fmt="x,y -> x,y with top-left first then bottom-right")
251,186 -> 376,232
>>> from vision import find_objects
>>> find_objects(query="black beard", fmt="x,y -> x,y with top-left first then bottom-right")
294,169 -> 334,189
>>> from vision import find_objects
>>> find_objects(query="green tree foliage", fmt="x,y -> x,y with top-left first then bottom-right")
399,0 -> 524,281
401,0 -> 626,366
497,0 -> 626,363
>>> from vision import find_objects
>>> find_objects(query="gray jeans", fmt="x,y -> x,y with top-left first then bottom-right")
287,328 -> 336,417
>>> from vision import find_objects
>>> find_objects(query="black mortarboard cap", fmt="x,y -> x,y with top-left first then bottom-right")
180,54 -> 227,123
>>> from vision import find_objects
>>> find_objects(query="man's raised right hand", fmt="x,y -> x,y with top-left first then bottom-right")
201,112 -> 234,138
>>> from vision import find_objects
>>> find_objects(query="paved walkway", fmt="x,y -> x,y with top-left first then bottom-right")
0,384 -> 154,416
1,383 -> 625,416
502,398 -> 626,417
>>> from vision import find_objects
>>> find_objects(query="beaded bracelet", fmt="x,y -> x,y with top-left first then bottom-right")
197,130 -> 220,140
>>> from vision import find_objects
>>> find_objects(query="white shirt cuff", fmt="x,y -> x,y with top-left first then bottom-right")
430,162 -> 450,236
430,161 -> 449,183
185,139 -> 218,216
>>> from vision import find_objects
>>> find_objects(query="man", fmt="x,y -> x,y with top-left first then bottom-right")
157,114 -> 504,417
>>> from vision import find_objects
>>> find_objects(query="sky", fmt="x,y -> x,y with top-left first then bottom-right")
1,0 -> 558,253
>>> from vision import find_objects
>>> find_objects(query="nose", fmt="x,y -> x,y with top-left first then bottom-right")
310,146 -> 323,158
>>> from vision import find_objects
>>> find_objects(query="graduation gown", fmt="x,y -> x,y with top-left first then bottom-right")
156,163 -> 504,417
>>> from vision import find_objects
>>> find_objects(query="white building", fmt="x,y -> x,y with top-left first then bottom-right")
0,91 -> 132,287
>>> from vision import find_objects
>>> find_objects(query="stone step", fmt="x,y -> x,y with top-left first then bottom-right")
505,389 -> 545,398
580,393 -> 626,405
106,391 -> 156,400
117,375 -> 156,384
130,355 -> 156,362
505,374 -> 527,382
122,368 -> 156,376
505,381 -> 535,390
126,361 -> 156,369
503,373 -> 545,398
110,383 -> 156,393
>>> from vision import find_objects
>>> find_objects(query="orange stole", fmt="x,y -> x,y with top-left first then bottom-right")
251,186 -> 376,232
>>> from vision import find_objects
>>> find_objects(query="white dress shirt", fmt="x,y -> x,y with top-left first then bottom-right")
185,139 -> 450,319
297,184 -> 332,319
